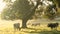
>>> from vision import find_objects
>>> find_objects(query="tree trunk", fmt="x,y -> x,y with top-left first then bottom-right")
21,0 -> 40,28
21,19 -> 28,28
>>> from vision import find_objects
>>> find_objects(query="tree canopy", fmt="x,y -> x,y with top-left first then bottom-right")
2,0 -> 34,20
2,0 -> 60,20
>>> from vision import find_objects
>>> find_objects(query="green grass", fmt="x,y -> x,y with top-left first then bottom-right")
0,20 -> 60,34
0,25 -> 60,34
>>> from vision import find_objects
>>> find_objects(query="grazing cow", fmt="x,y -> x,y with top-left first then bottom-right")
31,23 -> 40,26
47,22 -> 59,29
13,23 -> 20,31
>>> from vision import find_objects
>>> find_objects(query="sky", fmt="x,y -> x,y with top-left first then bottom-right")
0,0 -> 16,14
0,0 -> 6,14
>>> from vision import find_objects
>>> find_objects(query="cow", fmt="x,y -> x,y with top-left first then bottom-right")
13,23 -> 20,31
47,22 -> 59,30
28,22 -> 40,26
31,23 -> 40,26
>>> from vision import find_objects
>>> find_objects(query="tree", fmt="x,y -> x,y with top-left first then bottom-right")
45,4 -> 57,20
1,0 -> 58,28
1,0 -> 41,28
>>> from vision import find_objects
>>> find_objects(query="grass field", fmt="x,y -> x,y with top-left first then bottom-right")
0,19 -> 60,34
0,24 -> 60,34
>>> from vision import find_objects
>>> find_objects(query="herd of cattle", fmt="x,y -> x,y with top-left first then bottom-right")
13,22 -> 59,31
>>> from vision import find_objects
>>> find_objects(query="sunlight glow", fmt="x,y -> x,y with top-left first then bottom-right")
43,0 -> 53,6
11,0 -> 16,2
0,0 -> 6,13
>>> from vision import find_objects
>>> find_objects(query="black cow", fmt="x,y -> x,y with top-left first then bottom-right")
47,22 -> 59,29
13,23 -> 20,31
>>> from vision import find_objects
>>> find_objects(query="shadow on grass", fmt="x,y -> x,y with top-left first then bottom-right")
20,28 -> 60,34
21,27 -> 39,30
28,31 -> 60,34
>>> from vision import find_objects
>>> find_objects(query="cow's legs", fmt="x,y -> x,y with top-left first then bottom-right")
18,27 -> 21,31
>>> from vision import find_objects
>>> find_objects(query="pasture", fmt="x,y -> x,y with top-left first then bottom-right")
0,24 -> 60,34
0,19 -> 60,34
